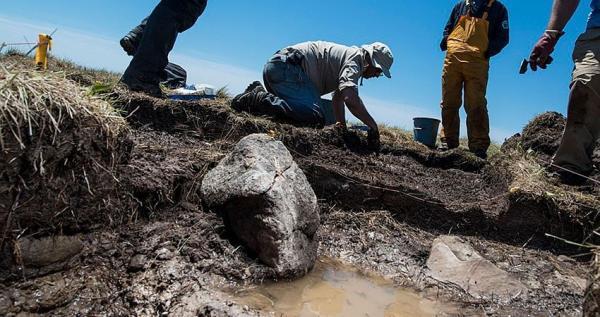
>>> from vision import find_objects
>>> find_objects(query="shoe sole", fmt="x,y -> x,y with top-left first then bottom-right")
120,38 -> 136,56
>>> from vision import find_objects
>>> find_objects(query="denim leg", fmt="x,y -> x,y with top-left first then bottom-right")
263,61 -> 324,125
163,0 -> 207,32
124,17 -> 148,49
162,62 -> 187,88
123,1 -> 179,84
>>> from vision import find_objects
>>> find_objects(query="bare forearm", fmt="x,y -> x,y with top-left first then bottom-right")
547,0 -> 580,31
331,91 -> 346,124
342,90 -> 378,131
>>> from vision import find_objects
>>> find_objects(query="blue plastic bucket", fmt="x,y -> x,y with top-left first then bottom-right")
413,117 -> 441,148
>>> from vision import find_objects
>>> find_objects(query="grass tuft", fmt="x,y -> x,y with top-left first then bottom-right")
0,64 -> 125,155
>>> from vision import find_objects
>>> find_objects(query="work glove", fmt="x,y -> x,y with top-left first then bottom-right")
367,127 -> 381,153
334,121 -> 348,135
528,30 -> 564,71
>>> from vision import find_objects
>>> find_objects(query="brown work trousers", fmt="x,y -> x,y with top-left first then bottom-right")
553,29 -> 600,175
440,53 -> 491,152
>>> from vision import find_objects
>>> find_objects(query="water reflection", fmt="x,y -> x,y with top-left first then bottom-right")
232,258 -> 458,317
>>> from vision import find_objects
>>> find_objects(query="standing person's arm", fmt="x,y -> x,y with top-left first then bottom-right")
528,0 -> 581,71
486,5 -> 510,58
547,0 -> 581,31
441,4 -> 461,51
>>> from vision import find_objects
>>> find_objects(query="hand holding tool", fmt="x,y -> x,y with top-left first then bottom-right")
527,30 -> 563,71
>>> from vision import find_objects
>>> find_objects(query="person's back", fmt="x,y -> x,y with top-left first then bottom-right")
290,41 -> 364,96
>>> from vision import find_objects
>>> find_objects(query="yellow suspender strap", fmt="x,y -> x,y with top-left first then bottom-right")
482,0 -> 496,20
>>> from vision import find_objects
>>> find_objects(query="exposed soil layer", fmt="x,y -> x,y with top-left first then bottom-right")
1,54 -> 598,316
0,58 -> 133,243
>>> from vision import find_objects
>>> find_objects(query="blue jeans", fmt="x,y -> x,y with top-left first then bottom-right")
262,58 -> 325,126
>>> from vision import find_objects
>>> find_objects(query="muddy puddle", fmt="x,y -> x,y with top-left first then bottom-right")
230,258 -> 460,316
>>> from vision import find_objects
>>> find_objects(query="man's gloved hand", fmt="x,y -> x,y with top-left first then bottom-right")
367,127 -> 380,153
528,30 -> 564,71
334,121 -> 347,134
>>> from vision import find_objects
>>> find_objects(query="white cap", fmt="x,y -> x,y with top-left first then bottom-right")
362,42 -> 394,78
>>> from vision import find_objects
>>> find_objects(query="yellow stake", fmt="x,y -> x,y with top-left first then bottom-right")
35,34 -> 52,70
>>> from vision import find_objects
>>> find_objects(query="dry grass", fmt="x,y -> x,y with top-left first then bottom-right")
378,123 -> 502,158
0,61 -> 131,242
0,64 -> 126,165
501,148 -> 600,218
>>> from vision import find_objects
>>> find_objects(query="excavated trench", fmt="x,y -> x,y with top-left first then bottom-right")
117,93 -> 597,249
0,54 -> 597,316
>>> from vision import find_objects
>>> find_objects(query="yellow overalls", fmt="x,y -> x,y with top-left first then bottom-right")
441,0 -> 495,152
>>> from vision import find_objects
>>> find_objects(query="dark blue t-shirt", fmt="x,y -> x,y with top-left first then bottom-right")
588,0 -> 600,29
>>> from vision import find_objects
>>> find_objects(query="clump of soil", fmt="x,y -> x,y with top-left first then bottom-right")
0,62 -> 132,243
496,111 -> 600,243
503,111 -> 600,173
503,111 -> 566,159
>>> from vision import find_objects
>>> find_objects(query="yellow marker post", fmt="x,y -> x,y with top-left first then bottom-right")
35,34 -> 52,70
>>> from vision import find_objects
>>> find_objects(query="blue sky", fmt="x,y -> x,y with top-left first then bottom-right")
0,1 -> 592,142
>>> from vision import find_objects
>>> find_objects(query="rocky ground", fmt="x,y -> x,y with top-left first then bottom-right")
1,53 -> 599,316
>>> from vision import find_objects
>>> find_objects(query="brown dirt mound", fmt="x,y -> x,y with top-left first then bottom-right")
503,111 -> 600,173
0,63 -> 132,245
497,111 -> 600,244
502,111 -> 566,159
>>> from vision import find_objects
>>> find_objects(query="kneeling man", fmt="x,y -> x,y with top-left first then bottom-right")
233,41 -> 394,149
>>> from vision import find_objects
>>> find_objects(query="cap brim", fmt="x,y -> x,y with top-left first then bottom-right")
382,68 -> 391,78
372,59 -> 391,78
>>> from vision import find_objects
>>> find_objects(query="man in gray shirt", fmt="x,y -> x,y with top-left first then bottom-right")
232,41 -> 393,150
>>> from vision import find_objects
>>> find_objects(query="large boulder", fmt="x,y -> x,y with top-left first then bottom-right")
201,134 -> 320,278
426,236 -> 528,303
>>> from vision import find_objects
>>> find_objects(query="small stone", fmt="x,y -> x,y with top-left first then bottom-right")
155,248 -> 174,261
558,255 -> 576,263
427,235 -> 528,303
128,254 -> 147,272
509,255 -> 522,266
17,236 -> 83,268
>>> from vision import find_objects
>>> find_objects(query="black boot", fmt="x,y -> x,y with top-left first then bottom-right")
240,81 -> 265,95
231,81 -> 266,111
232,90 -> 260,112
120,74 -> 164,98
550,164 -> 589,186
120,18 -> 147,56
472,150 -> 488,160
120,35 -> 138,56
